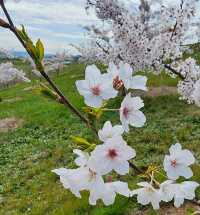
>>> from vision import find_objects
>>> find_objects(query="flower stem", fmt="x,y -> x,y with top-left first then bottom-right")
102,108 -> 119,111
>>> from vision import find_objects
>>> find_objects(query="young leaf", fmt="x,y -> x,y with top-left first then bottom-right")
70,136 -> 92,147
36,39 -> 44,61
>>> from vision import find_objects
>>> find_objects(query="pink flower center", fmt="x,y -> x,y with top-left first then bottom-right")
107,149 -> 118,159
91,85 -> 101,96
123,107 -> 129,118
170,159 -> 177,167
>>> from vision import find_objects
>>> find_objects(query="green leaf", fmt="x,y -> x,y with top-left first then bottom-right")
36,39 -> 44,61
17,25 -> 30,42
70,136 -> 91,147
26,41 -> 38,59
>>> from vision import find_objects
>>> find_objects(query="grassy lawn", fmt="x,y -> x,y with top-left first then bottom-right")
0,63 -> 200,215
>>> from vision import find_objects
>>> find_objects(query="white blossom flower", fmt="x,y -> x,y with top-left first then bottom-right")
160,180 -> 199,207
98,121 -> 124,142
73,149 -> 89,167
120,93 -> 146,132
88,136 -> 136,175
90,181 -> 131,206
52,166 -> 105,201
172,181 -> 199,208
108,62 -> 147,91
159,180 -> 175,203
76,65 -> 117,108
163,143 -> 195,180
131,182 -> 162,210
192,79 -> 200,107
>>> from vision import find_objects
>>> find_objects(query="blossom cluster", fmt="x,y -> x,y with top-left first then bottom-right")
85,0 -> 196,69
0,48 -> 13,59
53,63 -> 199,210
134,143 -> 198,210
0,62 -> 30,87
81,0 -> 200,108
75,63 -> 147,132
175,58 -> 200,106
53,121 -> 199,209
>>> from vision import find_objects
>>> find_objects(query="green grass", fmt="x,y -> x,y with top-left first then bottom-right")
0,63 -> 200,215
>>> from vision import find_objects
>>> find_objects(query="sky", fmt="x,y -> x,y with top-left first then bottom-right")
0,0 -> 199,54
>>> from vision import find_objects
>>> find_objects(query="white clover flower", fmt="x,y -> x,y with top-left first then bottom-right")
98,121 -> 124,142
163,143 -> 195,180
192,79 -> 200,107
120,93 -> 146,132
76,65 -> 117,108
90,181 -> 131,206
108,62 -> 147,91
88,136 -> 136,175
131,182 -> 162,210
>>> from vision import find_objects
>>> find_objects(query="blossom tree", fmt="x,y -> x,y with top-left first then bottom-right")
82,0 -> 200,107
0,62 -> 30,88
0,0 -> 199,212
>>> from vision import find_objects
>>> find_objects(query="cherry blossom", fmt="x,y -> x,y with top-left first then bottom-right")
98,121 -> 124,142
159,180 -> 175,203
171,181 -> 199,208
108,62 -> 147,91
88,136 -> 136,175
84,0 -> 200,107
73,149 -> 89,167
163,143 -> 195,180
52,166 -> 105,200
90,181 -> 131,206
192,79 -> 200,107
131,182 -> 162,210
0,62 -> 30,87
120,93 -> 146,132
76,65 -> 117,108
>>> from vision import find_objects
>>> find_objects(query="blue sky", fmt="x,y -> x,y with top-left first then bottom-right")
0,0 -> 199,54
0,0 -> 100,54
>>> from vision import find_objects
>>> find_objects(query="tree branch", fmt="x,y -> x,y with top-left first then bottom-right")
164,64 -> 185,80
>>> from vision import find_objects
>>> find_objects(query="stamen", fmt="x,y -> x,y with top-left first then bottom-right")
107,149 -> 118,159
91,85 -> 101,96
170,159 -> 177,167
123,107 -> 129,118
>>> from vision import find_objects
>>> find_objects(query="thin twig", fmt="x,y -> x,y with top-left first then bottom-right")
164,64 -> 185,80
129,161 -> 143,174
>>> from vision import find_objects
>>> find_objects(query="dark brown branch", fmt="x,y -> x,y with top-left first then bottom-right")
164,64 -> 185,80
0,17 -> 9,28
0,0 -> 98,135
129,161 -> 143,174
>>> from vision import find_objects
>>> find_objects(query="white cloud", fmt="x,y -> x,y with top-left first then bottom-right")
0,0 -> 99,53
0,0 -> 199,54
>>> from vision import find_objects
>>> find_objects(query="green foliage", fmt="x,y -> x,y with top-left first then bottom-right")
36,39 -> 44,62
0,62 -> 200,214
17,26 -> 45,69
